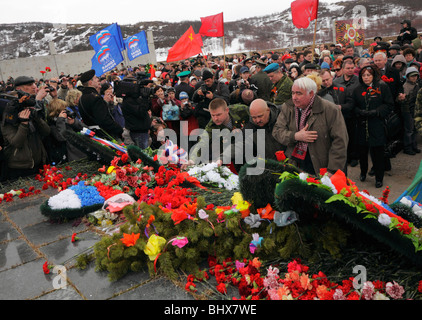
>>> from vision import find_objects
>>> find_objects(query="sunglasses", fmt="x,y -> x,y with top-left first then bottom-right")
334,69 -> 341,72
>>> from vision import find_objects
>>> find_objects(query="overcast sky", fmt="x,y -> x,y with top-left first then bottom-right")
2,0 -> 337,24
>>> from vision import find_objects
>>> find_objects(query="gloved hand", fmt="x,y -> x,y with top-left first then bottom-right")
366,109 -> 378,117
356,109 -> 378,118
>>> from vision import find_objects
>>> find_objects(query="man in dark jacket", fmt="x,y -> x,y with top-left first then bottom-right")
192,69 -> 230,129
121,89 -> 151,149
174,70 -> 195,100
397,19 -> 418,46
249,59 -> 273,102
78,69 -> 123,141
319,69 -> 357,169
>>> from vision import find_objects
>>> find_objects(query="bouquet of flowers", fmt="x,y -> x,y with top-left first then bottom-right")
187,163 -> 239,191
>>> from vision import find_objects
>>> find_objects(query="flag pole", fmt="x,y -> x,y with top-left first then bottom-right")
312,17 -> 318,58
223,35 -> 226,68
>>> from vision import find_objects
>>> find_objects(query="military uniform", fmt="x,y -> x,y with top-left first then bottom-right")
249,70 -> 273,102
190,104 -> 250,163
270,74 -> 293,106
264,63 -> 293,106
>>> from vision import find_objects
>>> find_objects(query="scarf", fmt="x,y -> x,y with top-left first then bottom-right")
294,94 -> 315,153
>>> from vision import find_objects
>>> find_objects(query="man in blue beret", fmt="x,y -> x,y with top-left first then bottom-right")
264,63 -> 293,106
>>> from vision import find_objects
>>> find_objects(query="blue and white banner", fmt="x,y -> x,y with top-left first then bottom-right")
91,36 -> 124,76
89,23 -> 124,52
124,31 -> 150,61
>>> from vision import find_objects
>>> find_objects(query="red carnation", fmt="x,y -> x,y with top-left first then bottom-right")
216,283 -> 227,294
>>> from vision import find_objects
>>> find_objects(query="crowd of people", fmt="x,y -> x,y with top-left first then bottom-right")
0,19 -> 421,188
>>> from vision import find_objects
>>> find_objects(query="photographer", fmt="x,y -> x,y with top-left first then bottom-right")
179,91 -> 198,151
57,76 -> 70,101
120,78 -> 152,150
45,98 -> 86,164
1,76 -> 51,180
192,69 -> 230,128
78,69 -> 123,141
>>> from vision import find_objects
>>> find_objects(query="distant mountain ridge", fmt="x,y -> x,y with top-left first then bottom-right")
0,0 -> 421,61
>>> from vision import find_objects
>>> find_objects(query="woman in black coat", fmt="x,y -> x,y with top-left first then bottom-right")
347,65 -> 394,188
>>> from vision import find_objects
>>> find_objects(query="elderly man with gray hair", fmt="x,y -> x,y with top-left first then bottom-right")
272,77 -> 349,176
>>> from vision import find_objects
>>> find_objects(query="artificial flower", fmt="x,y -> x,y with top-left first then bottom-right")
144,234 -> 166,261
171,208 -> 189,225
249,233 -> 263,254
198,209 -> 209,220
257,203 -> 275,220
171,236 -> 189,248
244,214 -> 261,228
120,232 -> 140,247
231,192 -> 244,206
273,210 -> 298,227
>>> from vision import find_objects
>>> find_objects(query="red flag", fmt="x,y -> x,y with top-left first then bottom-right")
199,12 -> 224,37
166,26 -> 203,62
291,0 -> 319,29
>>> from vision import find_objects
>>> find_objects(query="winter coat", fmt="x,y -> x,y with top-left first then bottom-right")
272,96 -> 349,175
179,101 -> 199,136
222,102 -> 284,163
175,81 -> 195,100
47,116 -> 87,163
347,81 -> 393,147
190,104 -> 250,163
1,116 -> 50,170
78,86 -> 123,140
121,96 -> 151,133
379,65 -> 404,101
249,71 -> 273,102
270,74 -> 293,106
397,25 -> 418,45
391,54 -> 407,79
414,87 -> 422,135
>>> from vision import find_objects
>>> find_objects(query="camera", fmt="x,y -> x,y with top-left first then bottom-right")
114,71 -> 154,99
65,109 -> 76,119
1,90 -> 42,125
45,85 -> 56,92
200,84 -> 209,95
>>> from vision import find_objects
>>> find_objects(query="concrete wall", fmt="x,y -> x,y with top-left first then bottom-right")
0,31 -> 157,82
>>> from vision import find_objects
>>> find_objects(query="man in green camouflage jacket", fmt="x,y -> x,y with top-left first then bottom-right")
264,63 -> 293,106
183,98 -> 250,166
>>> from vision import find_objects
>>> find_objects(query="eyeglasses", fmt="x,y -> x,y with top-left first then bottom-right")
334,69 -> 341,72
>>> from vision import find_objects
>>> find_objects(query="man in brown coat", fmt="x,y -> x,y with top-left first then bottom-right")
272,77 -> 348,176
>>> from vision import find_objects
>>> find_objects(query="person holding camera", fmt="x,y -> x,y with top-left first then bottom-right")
192,69 -> 230,129
120,82 -> 152,150
57,76 -> 70,101
45,98 -> 86,164
78,69 -> 123,141
1,76 -> 51,180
